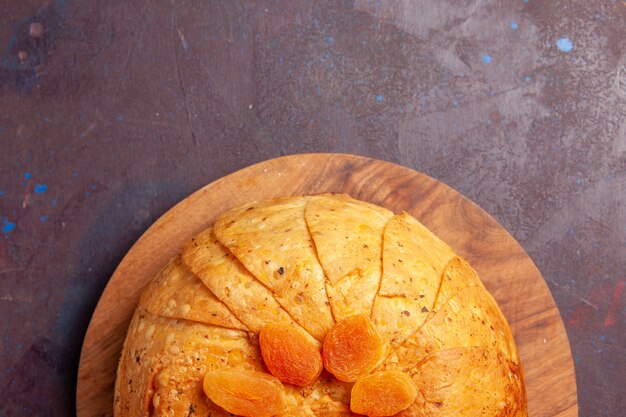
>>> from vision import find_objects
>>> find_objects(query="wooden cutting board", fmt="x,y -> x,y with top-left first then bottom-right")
76,153 -> 577,417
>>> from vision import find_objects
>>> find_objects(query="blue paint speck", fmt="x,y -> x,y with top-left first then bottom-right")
24,172 -> 32,180
481,54 -> 492,64
523,0 -> 528,3
575,178 -> 583,186
117,114 -> 126,123
327,36 -> 334,44
72,170 -> 78,177
524,75 -> 533,82
90,183 -> 97,190
44,116 -> 53,123
40,215 -> 48,222
324,51 -> 331,60
556,37 -> 573,52
376,95 -> 384,103
510,21 -> 519,30
34,184 -> 48,193
452,100 -> 460,108
51,199 -> 57,206
2,221 -> 15,234
0,191 -> 6,196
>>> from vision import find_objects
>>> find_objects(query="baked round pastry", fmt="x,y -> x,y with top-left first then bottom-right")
115,194 -> 527,417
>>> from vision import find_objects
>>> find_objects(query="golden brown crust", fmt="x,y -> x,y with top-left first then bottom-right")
383,285 -> 520,368
181,227 -> 314,343
372,212 -> 455,350
116,195 -> 526,417
114,308 -> 263,417
214,196 -> 334,340
115,309 -> 352,416
432,255 -> 485,314
139,256 -> 247,331
288,370 -> 353,412
305,194 -> 393,320
407,347 -> 527,417
310,401 -> 361,417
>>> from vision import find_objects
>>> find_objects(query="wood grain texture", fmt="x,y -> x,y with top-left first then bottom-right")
76,153 -> 577,417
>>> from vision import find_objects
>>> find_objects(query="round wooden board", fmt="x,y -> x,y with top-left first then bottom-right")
77,153 -> 577,417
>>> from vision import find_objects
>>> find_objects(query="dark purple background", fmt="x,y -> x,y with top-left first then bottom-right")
1,1 -> 624,416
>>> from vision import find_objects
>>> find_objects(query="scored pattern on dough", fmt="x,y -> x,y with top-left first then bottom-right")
181,227 -> 318,345
390,346 -> 527,417
214,196 -> 335,340
139,256 -> 248,331
371,212 -> 456,355
379,285 -> 521,371
431,255 -> 485,314
305,194 -> 394,320
116,195 -> 526,417
371,254 -> 494,364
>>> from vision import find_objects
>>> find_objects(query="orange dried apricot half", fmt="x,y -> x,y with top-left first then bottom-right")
203,368 -> 286,417
350,371 -> 417,416
259,323 -> 323,386
322,314 -> 384,382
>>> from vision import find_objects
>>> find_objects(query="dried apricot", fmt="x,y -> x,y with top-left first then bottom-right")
350,371 -> 417,417
203,369 -> 286,417
259,323 -> 323,386
322,314 -> 384,382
